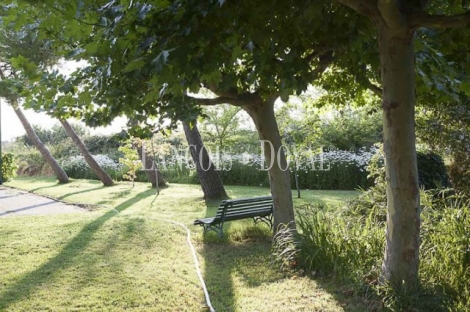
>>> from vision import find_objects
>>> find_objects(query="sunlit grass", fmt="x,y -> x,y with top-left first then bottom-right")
1,177 -> 366,311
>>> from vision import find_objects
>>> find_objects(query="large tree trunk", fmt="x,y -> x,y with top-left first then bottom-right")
378,26 -> 420,289
243,98 -> 296,233
59,119 -> 114,186
13,103 -> 69,183
183,121 -> 228,200
136,144 -> 167,188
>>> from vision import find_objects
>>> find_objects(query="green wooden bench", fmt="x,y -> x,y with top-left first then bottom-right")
194,196 -> 273,237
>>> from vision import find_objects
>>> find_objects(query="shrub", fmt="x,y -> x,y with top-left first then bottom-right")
417,151 -> 450,189
1,153 -> 18,182
448,152 -> 470,195
15,149 -> 49,176
273,181 -> 470,310
273,204 -> 384,281
60,155 -> 123,181
218,148 -> 376,190
118,140 -> 142,185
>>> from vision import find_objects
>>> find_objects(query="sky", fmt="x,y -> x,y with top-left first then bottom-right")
0,60 -> 128,142
1,99 -> 127,142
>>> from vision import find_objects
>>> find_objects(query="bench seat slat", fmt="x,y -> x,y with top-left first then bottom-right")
225,208 -> 272,215
225,204 -> 272,212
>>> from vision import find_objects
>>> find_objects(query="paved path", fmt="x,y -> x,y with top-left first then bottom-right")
0,186 -> 85,217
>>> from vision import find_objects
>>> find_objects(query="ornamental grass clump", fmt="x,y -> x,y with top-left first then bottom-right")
273,146 -> 470,310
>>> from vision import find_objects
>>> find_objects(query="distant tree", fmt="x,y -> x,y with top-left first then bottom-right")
135,139 -> 167,189
118,139 -> 142,187
0,29 -> 69,183
183,121 -> 228,200
60,118 -> 114,186
200,104 -> 242,148
319,106 -> 382,151
10,103 -> 69,183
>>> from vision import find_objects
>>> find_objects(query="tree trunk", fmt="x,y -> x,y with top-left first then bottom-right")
136,144 -> 167,188
183,121 -> 228,200
59,119 -> 114,186
378,27 -> 420,289
13,103 -> 69,183
243,98 -> 296,233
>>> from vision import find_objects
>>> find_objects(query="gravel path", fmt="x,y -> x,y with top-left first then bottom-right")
0,186 -> 85,217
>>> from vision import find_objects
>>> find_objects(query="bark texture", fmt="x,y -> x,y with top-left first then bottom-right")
136,144 -> 167,188
378,26 -> 420,289
13,104 -> 69,183
183,121 -> 228,200
243,98 -> 296,232
60,119 -> 114,186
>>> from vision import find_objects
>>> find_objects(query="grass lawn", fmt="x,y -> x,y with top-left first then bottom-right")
1,177 -> 365,311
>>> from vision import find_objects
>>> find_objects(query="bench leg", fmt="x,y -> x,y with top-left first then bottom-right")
202,223 -> 224,238
253,214 -> 273,229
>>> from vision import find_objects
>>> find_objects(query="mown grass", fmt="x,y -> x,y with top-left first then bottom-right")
1,177 -> 365,311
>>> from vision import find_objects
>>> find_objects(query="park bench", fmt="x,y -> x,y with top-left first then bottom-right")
193,196 -> 273,237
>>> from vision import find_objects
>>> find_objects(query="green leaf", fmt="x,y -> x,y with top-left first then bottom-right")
123,58 -> 145,72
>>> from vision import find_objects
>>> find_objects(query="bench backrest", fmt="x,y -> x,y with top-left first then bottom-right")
214,196 -> 273,222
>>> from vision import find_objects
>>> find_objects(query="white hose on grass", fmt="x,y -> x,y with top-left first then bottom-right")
112,209 -> 216,312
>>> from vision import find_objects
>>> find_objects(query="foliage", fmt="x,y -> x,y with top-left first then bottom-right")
60,154 -> 123,181
317,106 -> 382,151
14,123 -> 80,160
416,151 -> 450,190
12,148 -> 50,177
83,133 -> 123,161
417,191 -> 470,311
365,145 -> 450,189
273,188 -> 470,311
199,104 -> 242,147
448,159 -> 470,195
1,152 -> 18,182
276,100 -> 382,154
5,0 -> 371,131
154,147 -> 376,190
118,139 -> 142,186
416,99 -> 470,194
15,123 -> 87,147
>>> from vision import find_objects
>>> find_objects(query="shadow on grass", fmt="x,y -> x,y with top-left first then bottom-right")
29,183 -> 63,193
198,199 -> 276,311
202,237 -> 275,311
0,190 -> 155,311
57,186 -> 105,200
198,201 -> 376,311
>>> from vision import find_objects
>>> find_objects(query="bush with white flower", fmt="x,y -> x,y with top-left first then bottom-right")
61,154 -> 123,180
155,146 -> 378,190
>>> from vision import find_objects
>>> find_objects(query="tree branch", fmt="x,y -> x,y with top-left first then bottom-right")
310,51 -> 335,80
410,11 -> 470,29
336,0 -> 378,19
185,94 -> 245,106
364,79 -> 382,96
304,46 -> 333,64
377,0 -> 406,29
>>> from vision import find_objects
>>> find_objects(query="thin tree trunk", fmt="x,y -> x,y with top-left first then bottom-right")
378,27 -> 420,289
244,99 -> 296,233
59,119 -> 114,186
13,103 -> 69,183
136,144 -> 167,188
183,121 -> 228,200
